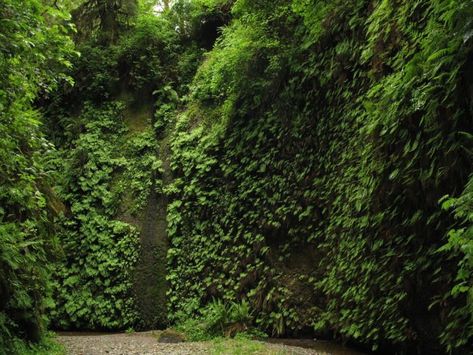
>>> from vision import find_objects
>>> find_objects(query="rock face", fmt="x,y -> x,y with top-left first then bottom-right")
118,99 -> 169,329
133,182 -> 168,329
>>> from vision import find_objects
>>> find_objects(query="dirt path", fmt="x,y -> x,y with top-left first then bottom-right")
57,332 -> 208,355
56,332 -> 326,355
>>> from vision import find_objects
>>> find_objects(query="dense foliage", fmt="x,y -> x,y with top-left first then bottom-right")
0,0 -> 74,353
441,174 -> 473,349
44,1 -> 203,331
2,0 -> 473,354
174,299 -> 269,341
166,0 -> 473,352
49,102 -> 143,330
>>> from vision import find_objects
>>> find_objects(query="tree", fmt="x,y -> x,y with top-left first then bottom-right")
72,0 -> 138,43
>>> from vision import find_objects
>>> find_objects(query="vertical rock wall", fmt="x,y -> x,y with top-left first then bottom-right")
119,99 -> 168,329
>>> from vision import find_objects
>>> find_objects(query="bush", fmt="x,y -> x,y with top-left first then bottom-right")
175,300 -> 262,341
0,0 -> 74,352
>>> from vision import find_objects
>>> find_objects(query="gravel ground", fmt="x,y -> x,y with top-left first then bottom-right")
56,332 -> 324,355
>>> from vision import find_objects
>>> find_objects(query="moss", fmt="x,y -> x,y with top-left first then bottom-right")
154,329 -> 186,343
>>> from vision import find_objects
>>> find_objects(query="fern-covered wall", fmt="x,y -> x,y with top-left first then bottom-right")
43,5 -> 204,331
166,0 -> 473,353
4,0 -> 473,354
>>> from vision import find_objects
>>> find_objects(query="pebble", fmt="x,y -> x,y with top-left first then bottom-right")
57,332 -> 324,355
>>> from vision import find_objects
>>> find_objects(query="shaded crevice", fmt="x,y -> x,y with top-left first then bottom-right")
117,98 -> 169,330
132,177 -> 168,329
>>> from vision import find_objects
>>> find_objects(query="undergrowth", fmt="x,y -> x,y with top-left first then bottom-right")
175,300 -> 266,341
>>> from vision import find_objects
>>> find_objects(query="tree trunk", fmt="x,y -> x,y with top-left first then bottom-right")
163,0 -> 170,11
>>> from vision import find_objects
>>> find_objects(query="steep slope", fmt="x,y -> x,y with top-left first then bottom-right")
165,0 -> 473,353
30,0 -> 473,353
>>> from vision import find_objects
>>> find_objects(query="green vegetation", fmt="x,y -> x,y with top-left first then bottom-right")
166,0 -> 473,352
440,176 -> 473,349
49,102 -> 141,330
44,1 -> 188,331
209,336 -> 284,355
174,299 -> 265,341
1,0 -> 473,354
3,333 -> 66,355
0,0 -> 74,353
